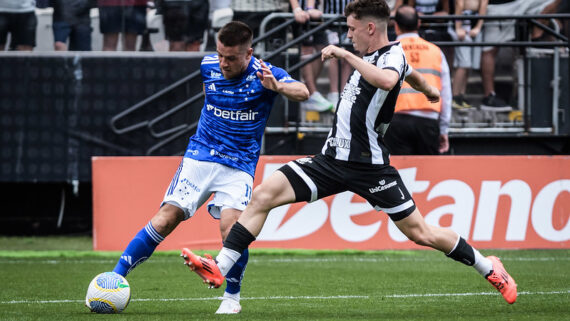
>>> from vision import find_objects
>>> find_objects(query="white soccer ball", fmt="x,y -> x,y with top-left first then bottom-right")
85,272 -> 131,313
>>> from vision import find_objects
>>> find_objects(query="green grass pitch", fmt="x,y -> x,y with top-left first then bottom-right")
0,237 -> 568,320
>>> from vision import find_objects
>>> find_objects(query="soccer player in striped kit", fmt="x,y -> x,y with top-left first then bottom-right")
110,21 -> 309,314
185,0 -> 518,306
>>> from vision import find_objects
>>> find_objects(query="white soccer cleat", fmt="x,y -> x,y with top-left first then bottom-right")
215,297 -> 242,314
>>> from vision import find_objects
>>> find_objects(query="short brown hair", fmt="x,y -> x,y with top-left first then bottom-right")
344,0 -> 390,22
218,21 -> 253,47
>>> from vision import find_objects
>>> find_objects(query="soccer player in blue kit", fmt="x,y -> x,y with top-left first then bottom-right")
185,0 -> 518,307
110,21 -> 309,314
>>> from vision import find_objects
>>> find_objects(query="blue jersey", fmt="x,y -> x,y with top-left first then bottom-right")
184,54 -> 297,177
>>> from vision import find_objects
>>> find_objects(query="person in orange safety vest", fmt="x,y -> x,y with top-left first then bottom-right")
383,4 -> 451,155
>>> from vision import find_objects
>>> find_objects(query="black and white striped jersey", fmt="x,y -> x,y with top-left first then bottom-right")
322,0 -> 352,14
321,42 -> 411,165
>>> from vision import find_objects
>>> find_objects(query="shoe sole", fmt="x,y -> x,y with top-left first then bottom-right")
480,105 -> 513,112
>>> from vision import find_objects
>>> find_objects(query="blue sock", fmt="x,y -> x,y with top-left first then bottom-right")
224,249 -> 249,295
113,221 -> 164,277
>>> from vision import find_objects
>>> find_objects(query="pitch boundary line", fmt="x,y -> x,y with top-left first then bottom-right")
2,256 -> 569,264
2,290 -> 568,305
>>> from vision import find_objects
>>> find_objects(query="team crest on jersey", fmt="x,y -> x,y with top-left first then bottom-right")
246,74 -> 257,82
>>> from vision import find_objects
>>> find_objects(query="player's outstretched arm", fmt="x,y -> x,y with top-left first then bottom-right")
321,45 -> 399,91
405,69 -> 440,103
257,59 -> 309,102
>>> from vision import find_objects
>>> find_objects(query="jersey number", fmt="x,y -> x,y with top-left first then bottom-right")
410,52 -> 420,64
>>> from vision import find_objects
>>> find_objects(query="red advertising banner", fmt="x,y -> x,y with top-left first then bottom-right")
92,156 -> 569,251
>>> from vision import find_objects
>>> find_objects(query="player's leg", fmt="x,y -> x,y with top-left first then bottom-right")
215,169 -> 297,276
112,204 -> 183,276
394,209 -> 517,304
216,208 -> 247,314
114,158 -> 207,276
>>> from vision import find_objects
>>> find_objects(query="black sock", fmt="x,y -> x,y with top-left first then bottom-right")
223,222 -> 256,254
446,237 -> 475,266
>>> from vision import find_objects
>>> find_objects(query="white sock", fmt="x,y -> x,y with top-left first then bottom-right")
472,249 -> 493,277
223,291 -> 240,302
216,247 -> 242,276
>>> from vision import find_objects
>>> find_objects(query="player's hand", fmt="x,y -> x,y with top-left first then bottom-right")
321,45 -> 348,61
424,85 -> 440,103
256,59 -> 279,92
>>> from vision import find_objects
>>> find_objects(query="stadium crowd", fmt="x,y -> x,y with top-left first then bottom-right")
1,0 -> 568,152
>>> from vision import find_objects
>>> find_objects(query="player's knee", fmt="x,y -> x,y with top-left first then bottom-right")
151,205 -> 183,236
249,185 -> 276,212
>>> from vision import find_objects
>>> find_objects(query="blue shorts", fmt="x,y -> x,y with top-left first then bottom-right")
98,5 -> 146,35
53,21 -> 92,51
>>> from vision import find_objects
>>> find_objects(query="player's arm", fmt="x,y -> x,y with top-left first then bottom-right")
321,45 -> 399,91
257,60 -> 309,102
405,69 -> 440,103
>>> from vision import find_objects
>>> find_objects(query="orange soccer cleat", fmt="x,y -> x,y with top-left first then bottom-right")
486,256 -> 517,304
181,248 -> 225,288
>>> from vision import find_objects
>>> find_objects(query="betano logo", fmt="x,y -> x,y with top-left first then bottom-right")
256,163 -> 570,246
206,104 -> 259,121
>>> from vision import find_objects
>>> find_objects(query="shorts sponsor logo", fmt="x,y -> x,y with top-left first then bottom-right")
369,180 -> 397,193
296,157 -> 313,164
180,178 -> 200,193
326,137 -> 351,149
206,104 -> 259,121
187,149 -> 199,156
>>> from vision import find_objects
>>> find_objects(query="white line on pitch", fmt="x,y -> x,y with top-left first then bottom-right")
2,290 -> 568,305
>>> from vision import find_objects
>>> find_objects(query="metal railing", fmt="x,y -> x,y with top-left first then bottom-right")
109,13 -> 570,156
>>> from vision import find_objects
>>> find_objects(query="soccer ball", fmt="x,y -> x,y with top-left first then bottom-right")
85,272 -> 131,313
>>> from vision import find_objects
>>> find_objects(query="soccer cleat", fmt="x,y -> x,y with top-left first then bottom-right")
215,297 -> 242,314
486,256 -> 517,304
181,248 -> 225,288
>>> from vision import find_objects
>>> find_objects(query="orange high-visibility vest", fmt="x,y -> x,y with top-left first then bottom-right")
396,36 -> 443,113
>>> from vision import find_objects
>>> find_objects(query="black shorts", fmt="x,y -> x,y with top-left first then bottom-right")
98,5 -> 146,35
292,19 -> 328,47
162,0 -> 209,43
0,12 -> 37,48
278,154 -> 416,221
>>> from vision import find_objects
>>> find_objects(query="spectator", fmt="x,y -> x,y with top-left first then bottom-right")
384,5 -> 452,155
291,0 -> 335,112
0,0 -> 37,51
97,0 -> 147,51
481,0 -> 557,111
157,0 -> 209,51
448,0 -> 488,110
231,0 -> 288,44
388,0 -> 405,41
409,0 -> 452,41
51,0 -> 95,51
322,0 -> 354,104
